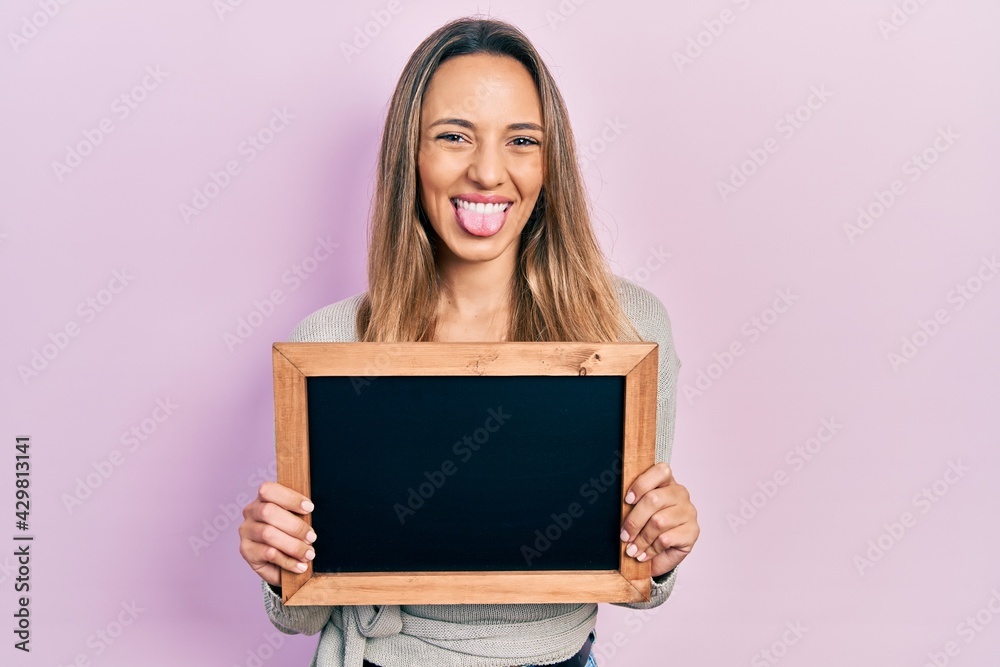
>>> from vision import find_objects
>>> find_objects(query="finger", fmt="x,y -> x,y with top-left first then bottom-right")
256,480 -> 315,514
240,529 -> 313,575
238,519 -> 307,586
620,483 -> 682,545
638,514 -> 699,560
249,499 -> 317,546
623,461 -> 674,506
248,518 -> 316,564
239,531 -> 290,583
630,488 -> 696,557
627,506 -> 685,558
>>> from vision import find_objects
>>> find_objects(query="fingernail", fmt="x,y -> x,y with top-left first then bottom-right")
624,491 -> 635,504
620,529 -> 629,542
296,562 -> 307,572
626,543 -> 637,557
301,500 -> 315,512
637,552 -> 647,562
306,530 -> 317,543
305,549 -> 315,561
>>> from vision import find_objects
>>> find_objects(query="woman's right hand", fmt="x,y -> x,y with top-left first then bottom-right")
239,481 -> 317,587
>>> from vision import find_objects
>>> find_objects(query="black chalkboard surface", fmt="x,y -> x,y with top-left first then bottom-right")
272,341 -> 658,605
306,375 -> 624,574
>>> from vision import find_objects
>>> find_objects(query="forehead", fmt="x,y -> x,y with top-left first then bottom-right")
421,53 -> 542,124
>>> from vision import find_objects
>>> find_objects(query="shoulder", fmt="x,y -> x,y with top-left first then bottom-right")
287,291 -> 366,343
612,275 -> 682,370
612,275 -> 676,340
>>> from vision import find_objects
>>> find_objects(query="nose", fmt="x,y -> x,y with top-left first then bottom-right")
467,141 -> 506,189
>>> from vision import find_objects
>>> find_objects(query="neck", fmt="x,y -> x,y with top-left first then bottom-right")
435,247 -> 516,321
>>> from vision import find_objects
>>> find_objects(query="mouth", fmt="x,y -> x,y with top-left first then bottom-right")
450,197 -> 513,237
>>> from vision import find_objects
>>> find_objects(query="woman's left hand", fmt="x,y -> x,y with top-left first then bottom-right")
620,462 -> 699,578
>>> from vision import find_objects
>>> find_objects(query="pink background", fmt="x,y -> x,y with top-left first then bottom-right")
2,1 -> 999,665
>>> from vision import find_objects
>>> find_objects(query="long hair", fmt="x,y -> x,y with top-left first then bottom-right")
357,16 -> 641,343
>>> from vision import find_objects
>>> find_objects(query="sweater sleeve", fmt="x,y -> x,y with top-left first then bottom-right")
610,278 -> 683,611
261,579 -> 334,636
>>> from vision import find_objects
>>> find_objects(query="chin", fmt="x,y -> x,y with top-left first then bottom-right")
444,236 -> 512,263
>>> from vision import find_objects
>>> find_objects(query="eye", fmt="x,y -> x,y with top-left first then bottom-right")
511,136 -> 540,147
437,133 -> 467,143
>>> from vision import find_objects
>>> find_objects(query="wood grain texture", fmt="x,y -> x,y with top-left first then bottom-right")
274,341 -> 653,376
273,346 -> 312,602
620,344 -> 658,599
271,341 -> 658,605
285,570 -> 648,606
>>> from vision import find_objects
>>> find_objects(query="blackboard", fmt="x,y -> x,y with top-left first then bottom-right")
306,375 -> 624,573
272,341 -> 658,605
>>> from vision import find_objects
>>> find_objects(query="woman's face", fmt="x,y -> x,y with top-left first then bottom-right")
417,53 -> 544,266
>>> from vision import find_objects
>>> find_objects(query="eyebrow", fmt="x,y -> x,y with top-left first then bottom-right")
428,118 -> 543,132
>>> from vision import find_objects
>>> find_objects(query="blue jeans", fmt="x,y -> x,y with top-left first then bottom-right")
522,630 -> 598,667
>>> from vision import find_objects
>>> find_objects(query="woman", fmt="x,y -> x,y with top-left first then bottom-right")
238,16 -> 699,667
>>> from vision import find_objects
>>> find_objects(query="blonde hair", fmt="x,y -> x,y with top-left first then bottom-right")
357,16 -> 640,344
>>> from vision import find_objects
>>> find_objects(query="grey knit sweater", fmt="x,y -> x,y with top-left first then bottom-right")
261,275 -> 682,667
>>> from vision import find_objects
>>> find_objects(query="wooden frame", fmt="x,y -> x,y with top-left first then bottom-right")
271,341 -> 658,606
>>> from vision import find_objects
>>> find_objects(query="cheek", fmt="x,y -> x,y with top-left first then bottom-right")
510,158 -> 544,198
417,157 -> 441,209
419,146 -> 464,188
416,159 -> 448,227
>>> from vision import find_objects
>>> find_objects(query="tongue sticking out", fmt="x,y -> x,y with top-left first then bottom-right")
455,203 -> 508,237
